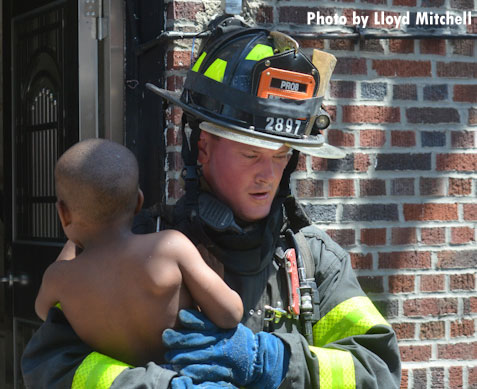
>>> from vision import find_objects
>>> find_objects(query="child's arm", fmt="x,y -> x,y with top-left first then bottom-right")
35,263 -> 64,321
158,230 -> 243,328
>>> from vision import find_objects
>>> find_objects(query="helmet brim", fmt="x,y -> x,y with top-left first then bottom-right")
146,83 -> 346,159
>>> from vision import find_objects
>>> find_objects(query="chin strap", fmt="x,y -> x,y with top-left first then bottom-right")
180,115 -> 202,220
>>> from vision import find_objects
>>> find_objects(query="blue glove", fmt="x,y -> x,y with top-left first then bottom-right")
163,310 -> 290,389
171,376 -> 238,389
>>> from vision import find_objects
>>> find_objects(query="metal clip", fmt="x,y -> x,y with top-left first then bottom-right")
264,305 -> 294,324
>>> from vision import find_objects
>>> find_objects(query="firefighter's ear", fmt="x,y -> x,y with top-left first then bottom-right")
134,189 -> 144,215
56,200 -> 72,228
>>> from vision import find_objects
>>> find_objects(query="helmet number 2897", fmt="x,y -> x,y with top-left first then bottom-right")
265,117 -> 301,135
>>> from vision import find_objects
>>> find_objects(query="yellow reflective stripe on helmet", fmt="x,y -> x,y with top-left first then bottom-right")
72,352 -> 131,389
313,296 -> 389,347
203,58 -> 227,82
192,52 -> 207,72
310,347 -> 355,389
245,44 -> 274,61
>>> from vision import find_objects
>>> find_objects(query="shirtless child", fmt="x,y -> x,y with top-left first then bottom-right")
35,138 -> 243,366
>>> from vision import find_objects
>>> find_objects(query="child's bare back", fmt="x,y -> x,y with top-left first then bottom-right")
35,139 -> 243,366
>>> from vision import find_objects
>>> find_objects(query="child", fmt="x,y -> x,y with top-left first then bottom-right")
35,138 -> 243,366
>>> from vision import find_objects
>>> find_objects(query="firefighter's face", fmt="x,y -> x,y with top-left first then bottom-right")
198,132 -> 290,222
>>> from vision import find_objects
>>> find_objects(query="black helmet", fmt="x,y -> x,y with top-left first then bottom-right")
147,16 -> 344,159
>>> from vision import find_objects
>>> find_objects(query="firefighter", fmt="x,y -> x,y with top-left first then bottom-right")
22,16 -> 401,389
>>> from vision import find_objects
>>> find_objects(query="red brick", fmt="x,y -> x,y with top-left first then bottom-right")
420,274 -> 445,292
391,227 -> 417,245
329,39 -> 355,51
166,127 -> 182,146
470,297 -> 477,313
330,81 -> 356,99
329,179 -> 355,197
449,366 -> 463,389
437,61 -> 477,78
323,105 -> 337,122
420,177 -> 446,196
350,252 -> 373,270
372,60 -> 431,77
360,129 -> 386,147
438,343 -> 477,360
379,251 -> 431,269
311,157 -> 327,171
391,130 -> 416,147
167,50 -> 191,70
326,229 -> 355,247
167,178 -> 184,200
468,366 -> 477,388
454,85 -> 477,102
297,39 -> 324,49
451,130 -> 475,148
278,6 -> 336,24
295,179 -> 323,198
334,58 -> 367,75
167,1 -> 205,20
451,227 -> 475,244
464,204 -> 477,220
404,203 -> 458,221
361,228 -> 386,246
255,5 -> 273,23
400,370 -> 409,389
327,129 -> 354,147
450,273 -> 476,290
437,154 -> 477,171
167,152 -> 183,171
400,345 -> 432,362
469,108 -> 477,125
342,106 -> 400,123
421,227 -> 445,245
420,321 -> 445,339
166,106 -> 183,126
296,153 -> 307,171
392,322 -> 415,340
404,298 -> 458,317
360,179 -> 386,196
420,39 -> 446,55
451,319 -> 475,337
389,275 -> 415,293
167,75 -> 184,91
354,153 -> 370,172
449,178 -> 472,196
389,39 -> 414,53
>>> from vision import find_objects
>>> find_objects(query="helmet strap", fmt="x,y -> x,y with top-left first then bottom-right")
180,115 -> 201,220
278,149 -> 299,198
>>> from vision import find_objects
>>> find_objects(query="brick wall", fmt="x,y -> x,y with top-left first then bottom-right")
163,1 -> 477,387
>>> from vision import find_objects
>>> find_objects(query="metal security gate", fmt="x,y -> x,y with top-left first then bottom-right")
2,1 -> 79,387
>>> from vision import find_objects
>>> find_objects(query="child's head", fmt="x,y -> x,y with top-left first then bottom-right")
55,139 -> 142,243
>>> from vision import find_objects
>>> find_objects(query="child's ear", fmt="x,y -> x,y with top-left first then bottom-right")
135,189 -> 144,215
56,200 -> 72,229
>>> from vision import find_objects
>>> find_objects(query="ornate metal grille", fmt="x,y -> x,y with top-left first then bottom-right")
13,4 -> 67,241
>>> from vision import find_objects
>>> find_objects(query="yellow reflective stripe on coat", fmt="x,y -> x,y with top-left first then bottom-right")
310,346 -> 355,389
72,352 -> 131,389
313,296 -> 389,347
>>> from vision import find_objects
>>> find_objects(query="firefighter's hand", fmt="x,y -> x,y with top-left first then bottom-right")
163,309 -> 290,389
171,376 -> 237,389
